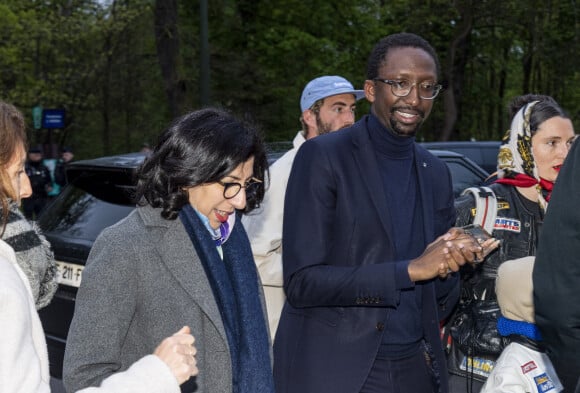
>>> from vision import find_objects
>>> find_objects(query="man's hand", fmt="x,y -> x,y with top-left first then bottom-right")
408,227 -> 500,281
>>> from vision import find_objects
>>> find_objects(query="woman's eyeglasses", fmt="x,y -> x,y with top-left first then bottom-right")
218,177 -> 262,199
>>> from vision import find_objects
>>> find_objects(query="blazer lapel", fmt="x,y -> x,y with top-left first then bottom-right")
139,207 -> 227,343
414,146 -> 435,242
351,120 -> 395,249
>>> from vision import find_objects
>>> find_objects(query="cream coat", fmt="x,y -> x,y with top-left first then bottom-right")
242,132 -> 305,339
0,239 -> 50,392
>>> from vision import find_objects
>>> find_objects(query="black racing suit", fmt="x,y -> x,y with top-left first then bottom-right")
447,183 -> 541,390
455,183 -> 541,301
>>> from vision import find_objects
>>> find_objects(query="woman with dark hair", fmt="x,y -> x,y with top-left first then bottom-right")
63,107 -> 273,393
0,101 -> 198,392
449,94 -> 576,391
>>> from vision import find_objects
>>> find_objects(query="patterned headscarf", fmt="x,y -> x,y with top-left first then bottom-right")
496,101 -> 551,213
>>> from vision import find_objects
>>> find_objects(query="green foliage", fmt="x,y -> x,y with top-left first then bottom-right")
0,0 -> 578,157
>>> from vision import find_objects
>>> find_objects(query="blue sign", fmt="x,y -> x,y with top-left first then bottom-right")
42,109 -> 66,129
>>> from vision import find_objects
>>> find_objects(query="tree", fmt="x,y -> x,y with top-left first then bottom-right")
0,0 -> 577,157
154,0 -> 186,118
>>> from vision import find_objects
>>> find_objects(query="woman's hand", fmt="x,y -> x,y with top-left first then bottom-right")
153,326 -> 198,385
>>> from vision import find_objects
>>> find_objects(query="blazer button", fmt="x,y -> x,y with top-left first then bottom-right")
376,322 -> 385,331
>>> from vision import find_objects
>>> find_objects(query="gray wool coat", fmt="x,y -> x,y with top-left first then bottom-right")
63,204 -> 270,393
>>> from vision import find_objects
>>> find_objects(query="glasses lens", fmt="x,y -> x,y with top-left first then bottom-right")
223,183 -> 241,199
391,81 -> 410,97
421,85 -> 441,100
387,80 -> 441,100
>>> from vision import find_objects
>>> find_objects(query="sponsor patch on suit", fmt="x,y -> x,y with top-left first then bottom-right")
534,372 -> 557,392
493,217 -> 521,233
521,360 -> 537,374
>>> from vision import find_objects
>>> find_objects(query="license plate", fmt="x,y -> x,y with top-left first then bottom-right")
56,261 -> 84,288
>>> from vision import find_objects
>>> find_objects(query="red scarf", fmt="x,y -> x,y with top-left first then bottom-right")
495,174 -> 554,201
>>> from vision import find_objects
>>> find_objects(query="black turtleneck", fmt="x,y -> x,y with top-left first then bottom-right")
367,114 -> 425,357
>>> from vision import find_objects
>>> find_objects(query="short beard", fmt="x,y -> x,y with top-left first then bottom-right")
316,116 -> 333,136
388,108 -> 424,137
315,113 -> 350,136
389,119 -> 418,137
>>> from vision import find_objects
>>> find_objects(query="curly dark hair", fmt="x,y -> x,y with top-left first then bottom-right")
135,107 -> 268,220
508,94 -> 570,137
366,32 -> 440,81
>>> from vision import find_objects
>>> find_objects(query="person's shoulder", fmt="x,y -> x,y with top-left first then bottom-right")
488,182 -> 512,196
415,143 -> 440,160
454,187 -> 477,209
270,147 -> 299,171
0,239 -> 16,261
297,133 -> 348,166
97,207 -> 147,241
308,122 -> 361,152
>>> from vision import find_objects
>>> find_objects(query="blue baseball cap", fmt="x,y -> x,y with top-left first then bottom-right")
300,76 -> 365,112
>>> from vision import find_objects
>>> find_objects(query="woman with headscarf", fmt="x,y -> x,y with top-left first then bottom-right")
0,101 -> 198,392
448,94 -> 576,392
63,107 -> 274,393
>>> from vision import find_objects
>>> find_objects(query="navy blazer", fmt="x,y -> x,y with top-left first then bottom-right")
273,116 -> 459,393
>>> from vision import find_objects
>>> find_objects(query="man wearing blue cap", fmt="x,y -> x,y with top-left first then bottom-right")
242,75 -> 365,339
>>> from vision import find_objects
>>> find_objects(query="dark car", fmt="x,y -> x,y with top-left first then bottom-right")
429,149 -> 490,197
37,153 -> 142,378
266,141 -> 293,164
420,140 -> 501,174
38,148 -> 488,378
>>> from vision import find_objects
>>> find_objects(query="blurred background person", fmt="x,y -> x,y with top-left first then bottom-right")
141,142 -> 152,155
54,146 -> 74,189
22,146 -> 52,220
242,75 -> 365,339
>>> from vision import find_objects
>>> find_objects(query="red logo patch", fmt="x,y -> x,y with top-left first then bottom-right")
521,361 -> 537,374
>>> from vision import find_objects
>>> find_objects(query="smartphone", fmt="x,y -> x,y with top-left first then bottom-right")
462,224 -> 492,244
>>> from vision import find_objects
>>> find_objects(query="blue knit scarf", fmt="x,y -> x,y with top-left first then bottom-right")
179,205 -> 274,393
497,316 -> 543,341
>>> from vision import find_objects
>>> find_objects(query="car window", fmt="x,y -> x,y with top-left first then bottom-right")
39,174 -> 135,242
421,141 -> 500,174
444,159 -> 486,197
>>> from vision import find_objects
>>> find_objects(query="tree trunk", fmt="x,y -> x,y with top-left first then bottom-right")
441,1 -> 473,141
102,32 -> 112,156
154,0 -> 185,118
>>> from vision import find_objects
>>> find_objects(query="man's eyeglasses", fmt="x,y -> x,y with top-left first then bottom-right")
373,79 -> 443,100
217,177 -> 262,199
